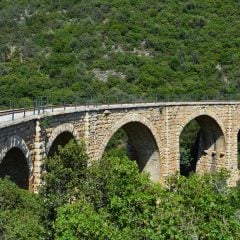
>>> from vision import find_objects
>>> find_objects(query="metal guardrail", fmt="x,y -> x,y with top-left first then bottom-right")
0,105 -> 75,120
1,94 -> 240,120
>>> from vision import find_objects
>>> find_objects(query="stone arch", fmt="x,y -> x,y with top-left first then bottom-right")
0,136 -> 33,189
46,123 -> 79,157
177,111 -> 226,174
98,113 -> 161,182
177,110 -> 226,138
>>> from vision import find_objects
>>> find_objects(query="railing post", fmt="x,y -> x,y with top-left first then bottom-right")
33,100 -> 36,115
23,102 -> 26,118
37,101 -> 40,115
11,101 -> 14,121
46,96 -> 49,107
10,100 -> 14,120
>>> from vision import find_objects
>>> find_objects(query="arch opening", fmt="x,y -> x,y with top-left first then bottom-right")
104,121 -> 160,182
180,115 -> 225,176
48,131 -> 75,157
0,147 -> 29,189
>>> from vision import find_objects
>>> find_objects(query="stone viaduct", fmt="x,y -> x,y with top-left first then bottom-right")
0,101 -> 240,192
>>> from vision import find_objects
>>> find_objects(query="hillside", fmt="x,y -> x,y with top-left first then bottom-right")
0,0 -> 240,105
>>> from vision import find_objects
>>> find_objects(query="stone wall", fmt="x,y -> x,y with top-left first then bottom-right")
0,102 -> 239,191
0,120 -> 36,190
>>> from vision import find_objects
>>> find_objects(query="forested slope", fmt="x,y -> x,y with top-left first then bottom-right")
0,0 -> 240,104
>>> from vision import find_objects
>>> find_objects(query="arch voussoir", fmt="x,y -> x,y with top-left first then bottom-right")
97,113 -> 161,161
0,135 -> 33,175
177,110 -> 226,140
177,109 -> 227,175
46,123 -> 79,155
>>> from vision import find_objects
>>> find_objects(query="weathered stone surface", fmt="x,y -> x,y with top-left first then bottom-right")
0,102 -> 239,192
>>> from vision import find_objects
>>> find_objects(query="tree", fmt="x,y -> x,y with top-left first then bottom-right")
0,178 -> 45,240
39,140 -> 88,239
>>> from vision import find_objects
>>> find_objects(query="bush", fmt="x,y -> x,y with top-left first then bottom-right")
0,178 -> 45,240
55,153 -> 159,239
1,141 -> 240,239
39,140 -> 88,239
54,149 -> 240,239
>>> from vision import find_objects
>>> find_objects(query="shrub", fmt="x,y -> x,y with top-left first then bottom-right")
0,178 -> 45,240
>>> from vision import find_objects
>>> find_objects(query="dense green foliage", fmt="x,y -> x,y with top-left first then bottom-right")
2,141 -> 240,239
0,178 -> 45,239
1,0 -> 240,106
39,141 -> 88,239
53,144 -> 240,239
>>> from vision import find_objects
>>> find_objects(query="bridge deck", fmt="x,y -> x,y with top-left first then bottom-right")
1,101 -> 240,127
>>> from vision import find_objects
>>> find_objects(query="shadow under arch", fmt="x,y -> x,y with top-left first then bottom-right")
99,114 -> 161,182
46,123 -> 79,157
179,114 -> 226,176
0,136 -> 33,190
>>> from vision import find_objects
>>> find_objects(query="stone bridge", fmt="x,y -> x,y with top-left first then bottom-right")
0,102 -> 239,192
